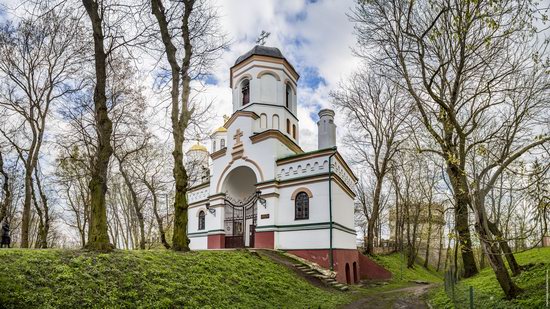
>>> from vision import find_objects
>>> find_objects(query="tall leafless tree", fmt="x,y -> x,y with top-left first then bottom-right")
150,0 -> 226,251
332,69 -> 410,255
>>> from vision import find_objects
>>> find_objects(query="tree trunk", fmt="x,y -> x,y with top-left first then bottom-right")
32,169 -> 49,248
20,168 -> 33,248
0,152 -> 11,224
144,179 -> 170,249
424,203 -> 433,268
447,163 -> 479,277
476,221 -> 522,299
436,225 -> 443,272
366,176 -> 383,255
117,158 -> 146,249
488,220 -> 521,276
151,0 -> 194,252
83,0 -> 113,251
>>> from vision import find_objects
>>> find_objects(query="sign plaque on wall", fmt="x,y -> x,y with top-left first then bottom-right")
261,214 -> 270,219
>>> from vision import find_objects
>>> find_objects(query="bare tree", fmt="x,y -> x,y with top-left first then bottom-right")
150,0 -> 226,251
332,69 -> 409,255
0,3 -> 84,247
351,0 -> 549,298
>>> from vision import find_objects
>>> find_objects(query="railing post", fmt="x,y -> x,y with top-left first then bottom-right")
546,269 -> 548,308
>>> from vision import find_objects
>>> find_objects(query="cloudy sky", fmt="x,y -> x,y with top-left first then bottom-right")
0,0 -> 361,153
200,0 -> 360,151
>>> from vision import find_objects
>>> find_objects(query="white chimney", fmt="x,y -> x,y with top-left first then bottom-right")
317,109 -> 336,149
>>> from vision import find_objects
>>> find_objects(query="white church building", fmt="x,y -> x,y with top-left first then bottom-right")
185,46 -> 361,283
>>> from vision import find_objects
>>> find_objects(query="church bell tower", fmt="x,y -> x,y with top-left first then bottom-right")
228,45 -> 300,143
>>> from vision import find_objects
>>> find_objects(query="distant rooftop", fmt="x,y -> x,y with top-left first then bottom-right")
234,45 -> 286,66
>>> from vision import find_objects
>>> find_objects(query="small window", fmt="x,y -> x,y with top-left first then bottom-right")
286,119 -> 291,134
295,192 -> 309,220
198,211 -> 205,230
241,79 -> 250,105
292,124 -> 296,139
286,84 -> 292,109
212,141 -> 216,152
220,138 -> 225,149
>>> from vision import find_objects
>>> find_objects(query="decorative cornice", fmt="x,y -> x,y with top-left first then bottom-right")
188,182 -> 210,193
334,152 -> 359,183
210,148 -> 227,160
276,147 -> 336,165
276,147 -> 358,184
249,130 -> 303,154
224,110 -> 259,129
255,221 -> 356,235
230,55 -> 299,87
241,102 -> 298,121
256,172 -> 356,199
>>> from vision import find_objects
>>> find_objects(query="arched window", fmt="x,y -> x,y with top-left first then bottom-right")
272,114 -> 280,129
292,124 -> 296,139
220,138 -> 225,149
286,84 -> 292,109
241,79 -> 250,105
295,192 -> 309,220
286,119 -> 291,134
198,211 -> 205,230
260,113 -> 267,128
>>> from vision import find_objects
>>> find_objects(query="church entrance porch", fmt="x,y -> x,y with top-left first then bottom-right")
221,166 -> 260,248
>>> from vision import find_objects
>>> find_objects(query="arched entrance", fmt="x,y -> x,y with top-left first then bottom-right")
345,263 -> 351,284
222,166 -> 258,248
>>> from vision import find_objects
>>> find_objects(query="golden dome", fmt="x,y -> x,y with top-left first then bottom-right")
213,126 -> 227,133
189,144 -> 207,152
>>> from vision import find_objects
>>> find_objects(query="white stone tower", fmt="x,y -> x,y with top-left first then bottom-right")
229,45 -> 300,143
317,108 -> 336,149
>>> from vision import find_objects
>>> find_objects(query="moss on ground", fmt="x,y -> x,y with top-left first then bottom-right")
0,249 -> 348,308
371,253 -> 443,283
428,247 -> 550,308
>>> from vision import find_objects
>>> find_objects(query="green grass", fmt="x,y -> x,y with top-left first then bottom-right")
0,249 -> 348,308
428,247 -> 550,308
371,253 -> 443,283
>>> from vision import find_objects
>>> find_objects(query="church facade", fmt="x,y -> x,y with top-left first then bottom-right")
186,46 -> 360,283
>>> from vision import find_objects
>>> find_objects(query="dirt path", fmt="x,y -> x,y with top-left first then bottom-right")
343,283 -> 437,309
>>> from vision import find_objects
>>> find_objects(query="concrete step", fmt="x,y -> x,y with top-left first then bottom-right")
333,283 -> 349,291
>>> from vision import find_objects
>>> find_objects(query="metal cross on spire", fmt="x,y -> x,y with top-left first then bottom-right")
256,30 -> 271,46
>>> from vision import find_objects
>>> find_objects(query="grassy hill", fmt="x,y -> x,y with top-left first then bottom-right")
0,249 -> 348,308
428,247 -> 550,308
371,253 -> 442,283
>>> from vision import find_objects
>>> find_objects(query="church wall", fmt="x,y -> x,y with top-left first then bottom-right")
331,184 -> 356,231
189,235 -> 207,250
277,229 -> 330,249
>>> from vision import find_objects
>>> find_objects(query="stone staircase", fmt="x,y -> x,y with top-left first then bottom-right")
251,249 -> 350,292
292,262 -> 349,291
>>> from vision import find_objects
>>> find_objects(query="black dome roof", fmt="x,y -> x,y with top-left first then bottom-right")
234,45 -> 286,65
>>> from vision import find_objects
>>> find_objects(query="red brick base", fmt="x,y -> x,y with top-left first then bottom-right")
254,231 -> 274,249
286,249 -> 360,284
358,253 -> 392,280
207,234 -> 225,249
